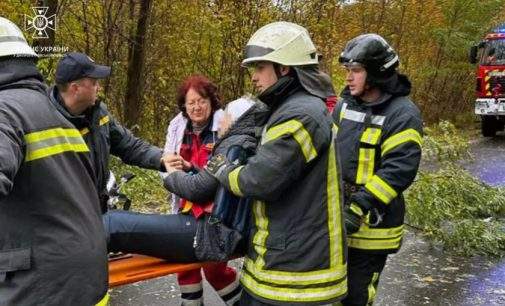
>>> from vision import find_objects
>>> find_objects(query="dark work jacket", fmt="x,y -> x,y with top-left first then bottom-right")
219,78 -> 347,305
333,75 -> 423,254
49,86 -> 163,212
0,59 -> 107,306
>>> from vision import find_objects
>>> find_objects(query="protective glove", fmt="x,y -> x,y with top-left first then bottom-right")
344,203 -> 365,235
205,154 -> 239,183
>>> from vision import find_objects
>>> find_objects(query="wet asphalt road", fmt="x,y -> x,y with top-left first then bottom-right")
109,133 -> 505,306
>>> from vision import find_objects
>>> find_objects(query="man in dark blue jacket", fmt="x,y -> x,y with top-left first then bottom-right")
48,52 -> 165,212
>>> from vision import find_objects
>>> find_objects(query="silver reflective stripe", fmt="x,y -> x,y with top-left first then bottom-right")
382,54 -> 399,70
343,109 -> 366,122
371,115 -> 386,125
342,107 -> 385,126
27,136 -> 87,151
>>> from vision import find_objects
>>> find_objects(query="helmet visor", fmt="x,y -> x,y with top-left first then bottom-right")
341,61 -> 365,70
242,45 -> 274,66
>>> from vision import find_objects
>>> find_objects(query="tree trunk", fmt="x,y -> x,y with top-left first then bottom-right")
124,0 -> 152,129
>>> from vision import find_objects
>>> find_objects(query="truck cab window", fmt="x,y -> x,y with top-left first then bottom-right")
481,40 -> 505,65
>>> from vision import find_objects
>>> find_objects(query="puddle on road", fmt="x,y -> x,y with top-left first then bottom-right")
466,136 -> 505,186
376,231 -> 505,306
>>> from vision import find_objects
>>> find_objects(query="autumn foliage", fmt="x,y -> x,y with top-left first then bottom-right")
3,0 -> 505,144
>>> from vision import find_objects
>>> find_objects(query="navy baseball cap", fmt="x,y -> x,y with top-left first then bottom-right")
55,52 -> 111,83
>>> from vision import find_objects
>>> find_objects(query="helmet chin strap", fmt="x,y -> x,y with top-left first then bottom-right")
257,74 -> 296,106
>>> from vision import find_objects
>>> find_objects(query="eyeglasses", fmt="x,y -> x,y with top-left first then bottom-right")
185,98 -> 210,110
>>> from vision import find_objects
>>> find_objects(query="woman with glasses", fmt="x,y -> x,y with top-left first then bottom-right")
161,75 -> 240,306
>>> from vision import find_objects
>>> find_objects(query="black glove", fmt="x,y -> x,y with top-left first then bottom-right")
205,154 -> 238,182
344,203 -> 365,235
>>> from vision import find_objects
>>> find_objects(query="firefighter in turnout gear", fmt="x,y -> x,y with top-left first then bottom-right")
0,17 -> 108,306
206,21 -> 347,305
333,34 -> 423,306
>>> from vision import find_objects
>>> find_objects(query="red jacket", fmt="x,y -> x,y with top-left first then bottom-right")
179,121 -> 217,218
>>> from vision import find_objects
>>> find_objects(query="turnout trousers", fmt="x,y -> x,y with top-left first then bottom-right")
342,249 -> 388,306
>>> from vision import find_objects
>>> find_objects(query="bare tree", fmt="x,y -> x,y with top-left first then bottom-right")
124,0 -> 153,129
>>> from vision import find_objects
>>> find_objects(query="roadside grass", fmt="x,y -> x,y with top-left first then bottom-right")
406,121 -> 505,257
109,157 -> 169,214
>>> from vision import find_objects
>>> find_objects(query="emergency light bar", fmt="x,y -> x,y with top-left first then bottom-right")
492,24 -> 505,33
485,33 -> 505,39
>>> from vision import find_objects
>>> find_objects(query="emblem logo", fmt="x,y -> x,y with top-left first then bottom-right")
25,7 -> 56,39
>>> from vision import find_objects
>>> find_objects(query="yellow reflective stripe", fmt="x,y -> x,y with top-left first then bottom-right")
24,127 -> 82,143
356,148 -> 374,184
80,128 -> 90,136
24,128 -> 89,162
80,115 -> 110,136
99,115 -> 110,126
95,293 -> 109,306
339,103 -> 347,123
228,166 -> 244,197
348,225 -> 404,250
365,175 -> 398,204
241,271 -> 347,303
350,224 -> 404,239
252,201 -> 268,268
367,272 -> 380,304
262,120 -> 317,162
243,258 -> 346,285
381,128 -> 422,156
360,127 -> 382,145
347,235 -> 402,250
26,143 -> 89,162
243,128 -> 346,290
327,127 -> 344,268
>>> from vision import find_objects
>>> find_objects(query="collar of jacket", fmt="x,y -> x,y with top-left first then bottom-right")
0,58 -> 46,94
257,75 -> 302,107
165,110 -> 224,155
340,86 -> 395,109
184,114 -> 216,138
49,85 -> 101,123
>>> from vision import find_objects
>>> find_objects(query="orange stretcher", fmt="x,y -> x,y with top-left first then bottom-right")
108,254 -> 211,287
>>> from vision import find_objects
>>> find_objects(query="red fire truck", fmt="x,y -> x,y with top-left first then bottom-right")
470,24 -> 505,137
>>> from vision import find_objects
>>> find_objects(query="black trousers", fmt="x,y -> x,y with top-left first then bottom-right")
103,210 -> 198,262
239,289 -> 274,306
342,249 -> 388,306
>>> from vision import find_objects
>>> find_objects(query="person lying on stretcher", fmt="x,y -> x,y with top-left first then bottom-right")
103,96 -> 269,262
